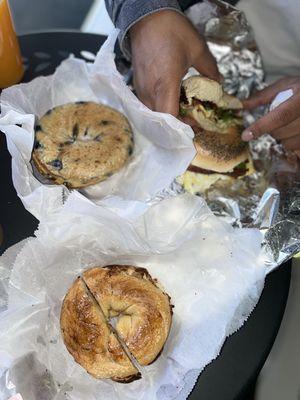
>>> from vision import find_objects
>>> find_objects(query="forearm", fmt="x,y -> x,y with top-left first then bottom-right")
104,0 -> 183,58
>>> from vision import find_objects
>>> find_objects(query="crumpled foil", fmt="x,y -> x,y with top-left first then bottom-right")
183,0 -> 300,270
117,0 -> 300,269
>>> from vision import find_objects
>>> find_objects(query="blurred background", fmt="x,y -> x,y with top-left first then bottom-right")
7,0 -> 300,399
9,0 -> 114,36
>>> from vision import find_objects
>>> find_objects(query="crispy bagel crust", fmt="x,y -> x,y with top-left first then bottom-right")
191,126 -> 249,173
82,265 -> 172,367
60,278 -> 140,382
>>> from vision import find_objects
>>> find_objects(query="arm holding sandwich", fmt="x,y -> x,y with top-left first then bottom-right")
242,77 -> 300,154
105,1 -> 300,154
130,10 -> 221,115
105,1 -> 221,115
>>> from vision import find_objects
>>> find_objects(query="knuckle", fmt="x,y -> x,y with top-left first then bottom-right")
277,107 -> 294,123
277,77 -> 300,92
197,40 -> 207,52
288,75 -> 300,83
278,76 -> 294,86
154,75 -> 178,98
259,108 -> 295,135
290,82 -> 300,93
252,120 -> 266,137
282,136 -> 300,150
272,128 -> 285,139
283,140 -> 294,150
153,76 -> 168,96
277,77 -> 288,85
253,112 -> 287,135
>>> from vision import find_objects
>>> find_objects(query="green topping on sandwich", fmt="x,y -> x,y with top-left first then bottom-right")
179,106 -> 187,116
235,161 -> 247,170
217,109 -> 235,122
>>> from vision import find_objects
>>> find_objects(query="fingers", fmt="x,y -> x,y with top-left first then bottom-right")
179,115 -> 199,128
243,78 -> 296,110
281,135 -> 300,151
153,75 -> 181,116
272,117 -> 300,140
192,42 -> 222,82
242,92 -> 300,141
135,77 -> 181,116
134,83 -> 153,110
139,96 -> 152,110
152,39 -> 221,115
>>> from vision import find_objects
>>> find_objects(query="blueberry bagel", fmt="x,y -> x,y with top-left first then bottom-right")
32,102 -> 134,188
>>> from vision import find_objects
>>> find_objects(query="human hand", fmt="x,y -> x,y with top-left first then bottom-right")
242,77 -> 300,155
130,10 -> 221,116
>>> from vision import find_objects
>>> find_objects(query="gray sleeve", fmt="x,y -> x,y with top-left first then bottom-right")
104,0 -> 183,59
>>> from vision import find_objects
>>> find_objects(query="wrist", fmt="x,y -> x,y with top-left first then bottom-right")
119,2 -> 183,59
130,9 -> 184,39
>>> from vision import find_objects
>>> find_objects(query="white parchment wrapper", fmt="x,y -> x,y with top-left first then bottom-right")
0,30 -> 195,221
0,193 -> 266,400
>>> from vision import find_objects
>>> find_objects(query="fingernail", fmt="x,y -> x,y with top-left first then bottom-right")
241,130 -> 254,142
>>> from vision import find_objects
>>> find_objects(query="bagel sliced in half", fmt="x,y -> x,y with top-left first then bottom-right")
60,277 -> 140,383
178,76 -> 254,194
82,265 -> 172,367
60,266 -> 172,383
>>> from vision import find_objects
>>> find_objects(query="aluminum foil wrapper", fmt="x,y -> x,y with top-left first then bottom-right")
184,0 -> 300,269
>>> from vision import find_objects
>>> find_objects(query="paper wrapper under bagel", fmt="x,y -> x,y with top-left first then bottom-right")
0,30 -> 195,221
0,193 -> 266,400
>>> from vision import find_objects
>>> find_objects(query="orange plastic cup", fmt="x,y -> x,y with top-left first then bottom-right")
0,0 -> 24,88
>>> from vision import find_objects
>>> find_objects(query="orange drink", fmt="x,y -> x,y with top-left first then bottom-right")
0,0 -> 24,88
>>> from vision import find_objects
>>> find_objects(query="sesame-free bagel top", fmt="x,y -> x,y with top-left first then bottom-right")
60,277 -> 140,383
32,102 -> 134,188
82,265 -> 173,367
60,265 -> 172,383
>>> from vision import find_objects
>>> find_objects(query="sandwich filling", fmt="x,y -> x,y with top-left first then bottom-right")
178,76 -> 254,194
188,160 -> 249,178
178,159 -> 254,195
180,94 -> 244,134
192,98 -> 243,130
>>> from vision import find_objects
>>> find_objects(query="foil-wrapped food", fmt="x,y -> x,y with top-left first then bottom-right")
182,0 -> 300,268
119,0 -> 300,268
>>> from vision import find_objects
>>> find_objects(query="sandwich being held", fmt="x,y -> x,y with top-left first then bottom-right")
178,76 -> 254,194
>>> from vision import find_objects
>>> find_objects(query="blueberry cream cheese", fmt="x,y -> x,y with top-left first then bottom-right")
32,102 -> 134,188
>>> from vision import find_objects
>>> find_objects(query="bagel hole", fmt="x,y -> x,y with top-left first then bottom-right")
81,278 -> 142,371
108,305 -> 138,341
109,308 -> 132,330
109,316 -> 118,329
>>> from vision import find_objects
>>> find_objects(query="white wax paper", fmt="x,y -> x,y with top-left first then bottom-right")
0,30 -> 195,221
0,193 -> 266,400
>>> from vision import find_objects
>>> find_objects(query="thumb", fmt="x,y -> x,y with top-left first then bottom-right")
153,76 -> 181,116
193,42 -> 222,82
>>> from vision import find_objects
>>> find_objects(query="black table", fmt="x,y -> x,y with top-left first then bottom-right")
0,31 -> 291,400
